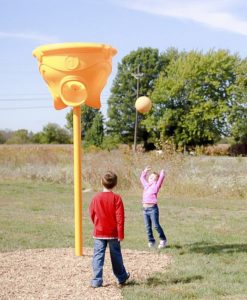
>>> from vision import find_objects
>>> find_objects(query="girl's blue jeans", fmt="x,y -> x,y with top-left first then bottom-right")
143,204 -> 167,243
91,238 -> 128,287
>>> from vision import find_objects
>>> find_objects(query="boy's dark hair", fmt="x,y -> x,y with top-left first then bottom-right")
102,171 -> 118,189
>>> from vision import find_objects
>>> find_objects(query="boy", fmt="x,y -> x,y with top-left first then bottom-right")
89,171 -> 130,288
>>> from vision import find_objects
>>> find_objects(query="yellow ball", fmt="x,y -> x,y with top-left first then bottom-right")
135,96 -> 152,113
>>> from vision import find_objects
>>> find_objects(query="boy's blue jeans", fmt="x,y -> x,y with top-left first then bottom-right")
143,204 -> 167,243
91,238 -> 128,287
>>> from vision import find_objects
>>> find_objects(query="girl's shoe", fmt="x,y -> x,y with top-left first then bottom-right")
158,240 -> 167,249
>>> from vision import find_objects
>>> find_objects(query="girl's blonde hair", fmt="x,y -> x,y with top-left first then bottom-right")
151,172 -> 159,180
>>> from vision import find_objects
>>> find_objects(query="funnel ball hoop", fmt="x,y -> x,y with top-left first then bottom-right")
32,43 -> 117,256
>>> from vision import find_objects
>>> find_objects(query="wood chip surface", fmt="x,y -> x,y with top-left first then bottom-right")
0,248 -> 170,300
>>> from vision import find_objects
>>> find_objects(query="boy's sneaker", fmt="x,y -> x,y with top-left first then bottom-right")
119,272 -> 130,285
91,284 -> 102,288
148,241 -> 156,248
158,240 -> 167,249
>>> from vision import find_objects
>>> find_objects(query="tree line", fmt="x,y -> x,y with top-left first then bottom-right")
107,47 -> 247,151
1,47 -> 246,152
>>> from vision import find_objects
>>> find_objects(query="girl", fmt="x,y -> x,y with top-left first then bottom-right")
140,166 -> 167,249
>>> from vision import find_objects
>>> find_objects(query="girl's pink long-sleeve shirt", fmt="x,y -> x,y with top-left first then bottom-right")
140,170 -> 165,204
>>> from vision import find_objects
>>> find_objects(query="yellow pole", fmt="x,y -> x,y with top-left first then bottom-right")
73,106 -> 83,256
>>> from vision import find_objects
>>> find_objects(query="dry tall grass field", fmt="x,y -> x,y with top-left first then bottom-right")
0,144 -> 246,200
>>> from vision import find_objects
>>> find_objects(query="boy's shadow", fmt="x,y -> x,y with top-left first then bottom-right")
119,275 -> 203,288
118,280 -> 141,287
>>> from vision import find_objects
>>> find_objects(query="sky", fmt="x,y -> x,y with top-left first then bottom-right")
0,0 -> 246,133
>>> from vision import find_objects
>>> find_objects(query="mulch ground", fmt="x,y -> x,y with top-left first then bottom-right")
0,247 -> 171,300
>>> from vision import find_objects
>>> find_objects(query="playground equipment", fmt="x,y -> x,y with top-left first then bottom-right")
33,43 -> 117,256
135,96 -> 152,113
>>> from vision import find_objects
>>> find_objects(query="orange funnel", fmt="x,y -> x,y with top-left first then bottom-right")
32,43 -> 117,256
32,43 -> 117,109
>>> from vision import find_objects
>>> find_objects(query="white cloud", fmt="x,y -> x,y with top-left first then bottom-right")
0,31 -> 60,43
111,0 -> 247,36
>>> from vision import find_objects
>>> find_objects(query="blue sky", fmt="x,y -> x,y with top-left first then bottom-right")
0,0 -> 246,132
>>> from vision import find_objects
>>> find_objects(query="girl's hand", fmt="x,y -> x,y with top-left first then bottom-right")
144,166 -> 151,172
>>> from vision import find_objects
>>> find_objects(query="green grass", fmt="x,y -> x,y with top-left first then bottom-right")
0,181 -> 75,250
0,181 -> 247,299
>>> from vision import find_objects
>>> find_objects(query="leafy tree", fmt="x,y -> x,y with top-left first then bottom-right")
39,123 -> 71,144
84,111 -> 104,147
107,47 -> 176,145
0,130 -> 7,144
229,58 -> 247,143
66,106 -> 100,138
6,129 -> 31,144
31,132 -> 44,144
101,134 -> 121,150
144,49 -> 242,149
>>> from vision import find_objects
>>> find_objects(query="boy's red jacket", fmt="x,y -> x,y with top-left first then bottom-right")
89,191 -> 125,240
